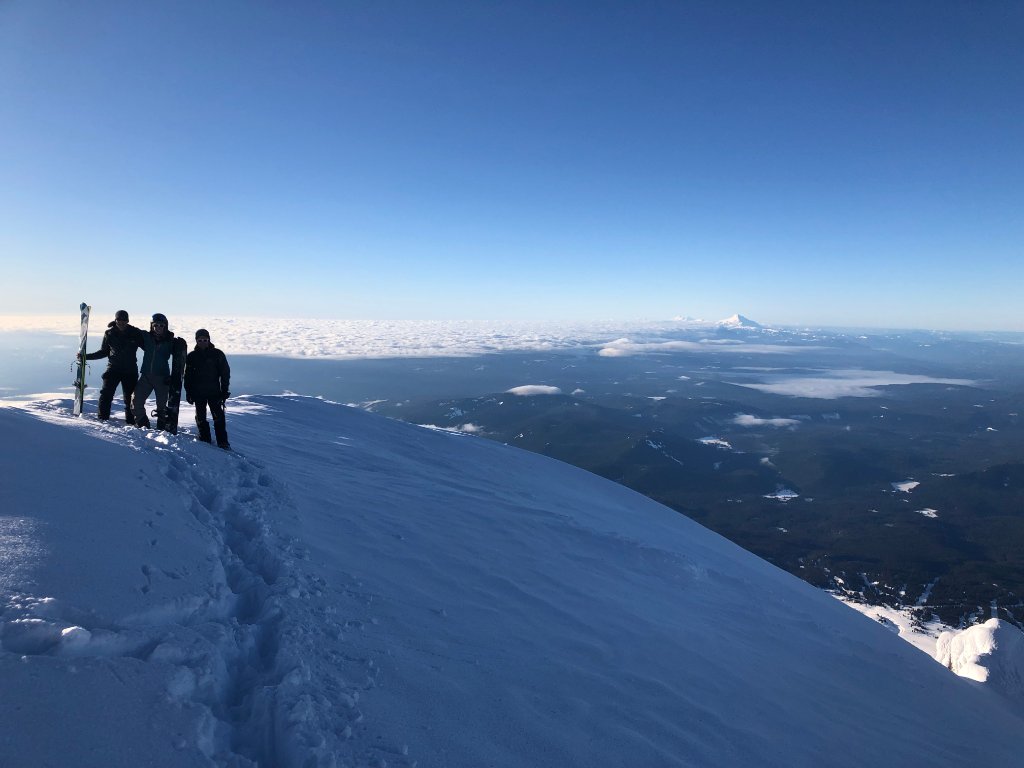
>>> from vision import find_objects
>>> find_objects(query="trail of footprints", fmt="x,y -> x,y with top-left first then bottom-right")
1,433 -> 387,767
153,448 -> 375,766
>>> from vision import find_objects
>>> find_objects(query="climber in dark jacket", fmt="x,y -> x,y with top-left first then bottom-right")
133,313 -> 187,430
77,309 -> 145,424
184,328 -> 232,449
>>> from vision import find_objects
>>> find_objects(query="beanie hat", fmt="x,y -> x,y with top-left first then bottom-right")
151,313 -> 168,325
115,309 -> 129,321
195,328 -> 210,340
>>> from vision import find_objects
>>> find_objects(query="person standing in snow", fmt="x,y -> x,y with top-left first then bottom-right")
77,309 -> 145,425
133,313 -> 187,431
184,328 -> 231,449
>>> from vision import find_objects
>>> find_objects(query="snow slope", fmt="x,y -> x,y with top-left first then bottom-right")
1,396 -> 1022,767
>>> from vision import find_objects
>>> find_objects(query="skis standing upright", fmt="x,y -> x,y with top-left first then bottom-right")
164,336 -> 188,434
73,302 -> 91,416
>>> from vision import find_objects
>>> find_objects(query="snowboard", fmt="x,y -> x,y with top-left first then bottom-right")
73,302 -> 91,416
163,337 -> 188,434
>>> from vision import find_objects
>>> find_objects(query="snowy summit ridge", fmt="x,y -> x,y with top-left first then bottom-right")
1,396 -> 1022,767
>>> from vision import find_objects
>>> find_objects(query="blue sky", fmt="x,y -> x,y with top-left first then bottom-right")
1,1 -> 1021,329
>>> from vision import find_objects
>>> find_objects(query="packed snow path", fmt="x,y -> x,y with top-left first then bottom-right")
0,401 -> 364,766
1,395 -> 1023,767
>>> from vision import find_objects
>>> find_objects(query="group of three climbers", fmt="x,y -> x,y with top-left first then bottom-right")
80,310 -> 232,449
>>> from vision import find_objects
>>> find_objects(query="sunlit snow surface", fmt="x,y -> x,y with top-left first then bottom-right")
1,396 -> 1023,767
838,599 -> 1024,717
936,619 -> 1024,704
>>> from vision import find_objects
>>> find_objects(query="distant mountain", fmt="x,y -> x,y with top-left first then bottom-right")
718,313 -> 763,329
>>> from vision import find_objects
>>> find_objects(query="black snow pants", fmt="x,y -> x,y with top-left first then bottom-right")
194,397 -> 229,446
99,368 -> 139,424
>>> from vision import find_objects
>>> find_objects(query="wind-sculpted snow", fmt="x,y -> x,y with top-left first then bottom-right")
1,396 -> 1023,766
936,619 -> 1024,713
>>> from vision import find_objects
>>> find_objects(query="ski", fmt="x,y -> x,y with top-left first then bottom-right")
164,336 -> 188,434
73,302 -> 91,416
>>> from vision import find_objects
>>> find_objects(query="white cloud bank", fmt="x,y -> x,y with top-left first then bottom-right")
732,369 -> 976,399
892,480 -> 920,493
2,316 -> 762,360
733,414 -> 801,428
598,338 -> 803,357
507,385 -> 562,396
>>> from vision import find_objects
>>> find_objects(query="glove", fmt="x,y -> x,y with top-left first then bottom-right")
185,394 -> 194,405
221,391 -> 230,401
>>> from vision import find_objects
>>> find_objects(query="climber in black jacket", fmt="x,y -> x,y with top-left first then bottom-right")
77,309 -> 145,424
184,328 -> 232,449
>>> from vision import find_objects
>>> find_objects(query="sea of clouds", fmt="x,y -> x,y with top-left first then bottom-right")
1,316 -> 743,358
2,316 -> 979,400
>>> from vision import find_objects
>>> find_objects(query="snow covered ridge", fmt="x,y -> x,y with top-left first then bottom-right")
3,397 -> 1024,767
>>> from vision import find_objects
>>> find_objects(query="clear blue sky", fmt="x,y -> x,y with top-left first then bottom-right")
1,1 -> 1021,329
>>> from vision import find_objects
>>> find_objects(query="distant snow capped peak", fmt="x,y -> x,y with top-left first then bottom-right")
718,313 -> 762,329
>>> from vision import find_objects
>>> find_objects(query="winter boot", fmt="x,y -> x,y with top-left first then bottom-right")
97,391 -> 113,421
196,420 -> 212,443
214,416 -> 230,450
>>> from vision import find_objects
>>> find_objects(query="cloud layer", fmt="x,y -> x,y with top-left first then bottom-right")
507,385 -> 563,396
3,316 -> 751,359
731,370 -> 975,399
733,415 -> 802,427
